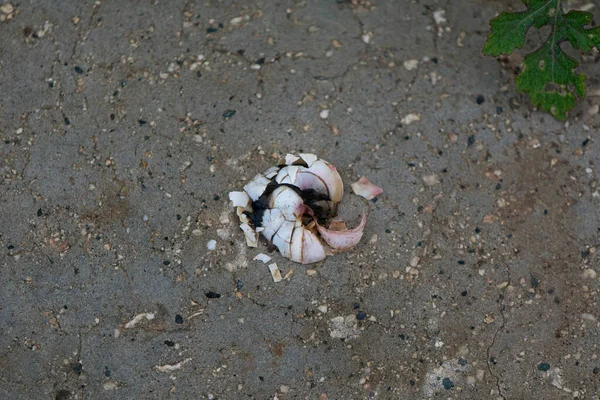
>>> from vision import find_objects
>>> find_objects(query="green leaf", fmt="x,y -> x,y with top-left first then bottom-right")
483,1 -> 600,120
483,0 -> 555,57
516,42 -> 584,120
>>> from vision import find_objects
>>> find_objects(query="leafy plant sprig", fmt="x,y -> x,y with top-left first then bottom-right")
483,0 -> 600,120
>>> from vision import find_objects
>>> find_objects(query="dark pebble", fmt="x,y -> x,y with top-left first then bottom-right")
207,27 -> 218,33
409,379 -> 415,386
356,311 -> 367,320
64,117 -> 71,125
495,183 -> 502,190
104,366 -> 111,377
385,228 -> 391,234
538,362 -> 550,371
205,291 -> 221,299
593,367 -> 599,374
176,214 -> 182,220
353,302 -> 360,309
236,280 -> 243,291
7,245 -> 14,250
222,109 -> 236,118
213,194 -> 220,201
256,57 -> 265,65
37,208 -> 42,217
496,106 -> 503,114
72,362 -> 83,375
582,138 -> 590,147
138,119 -> 147,125
461,290 -> 468,296
458,260 -> 465,265
530,273 -> 539,288
175,314 -> 184,324
442,377 -> 454,390
476,95 -> 484,105
467,135 -> 475,146
74,66 -> 84,74
164,340 -> 175,347
458,358 -> 468,366
196,71 -> 202,78
163,260 -> 170,266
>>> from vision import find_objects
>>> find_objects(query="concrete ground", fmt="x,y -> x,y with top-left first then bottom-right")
1,0 -> 600,399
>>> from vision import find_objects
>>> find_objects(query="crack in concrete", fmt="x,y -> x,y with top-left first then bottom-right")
486,264 -> 509,400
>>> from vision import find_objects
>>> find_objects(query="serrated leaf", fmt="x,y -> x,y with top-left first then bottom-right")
516,42 -> 585,120
563,10 -> 600,52
483,0 -> 555,57
483,1 -> 600,120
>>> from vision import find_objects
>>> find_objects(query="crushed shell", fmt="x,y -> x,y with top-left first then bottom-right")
230,153 -> 373,264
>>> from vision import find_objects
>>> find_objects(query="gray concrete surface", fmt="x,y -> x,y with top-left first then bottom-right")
1,0 -> 600,399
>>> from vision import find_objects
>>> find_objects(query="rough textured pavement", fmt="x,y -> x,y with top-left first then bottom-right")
1,0 -> 600,399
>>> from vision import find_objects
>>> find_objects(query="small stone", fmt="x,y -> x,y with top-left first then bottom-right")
175,314 -> 184,324
0,3 -> 14,14
433,10 -> 447,24
207,240 -> 217,250
582,313 -> 596,321
356,311 -> 367,320
361,32 -> 373,44
230,16 -> 243,25
280,385 -> 290,393
223,109 -> 236,118
401,113 -> 420,125
403,59 -> 419,71
538,362 -> 550,371
205,291 -> 221,299
319,109 -> 329,119
476,94 -> 485,105
582,268 -> 597,279
422,174 -> 440,186
442,377 -> 454,390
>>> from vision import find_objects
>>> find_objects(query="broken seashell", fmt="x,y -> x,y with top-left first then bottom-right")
229,191 -> 250,208
316,211 -> 367,252
230,153 -> 371,264
351,176 -> 383,200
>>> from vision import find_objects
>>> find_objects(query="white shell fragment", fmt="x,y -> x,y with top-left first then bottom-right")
351,176 -> 383,200
253,253 -> 272,263
230,153 -> 371,264
229,191 -> 250,207
268,263 -> 282,282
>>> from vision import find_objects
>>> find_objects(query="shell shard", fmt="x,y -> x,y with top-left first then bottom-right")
244,174 -> 271,201
351,176 -> 383,200
316,211 -> 367,252
240,223 -> 258,247
230,153 -> 370,264
229,191 -> 251,208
